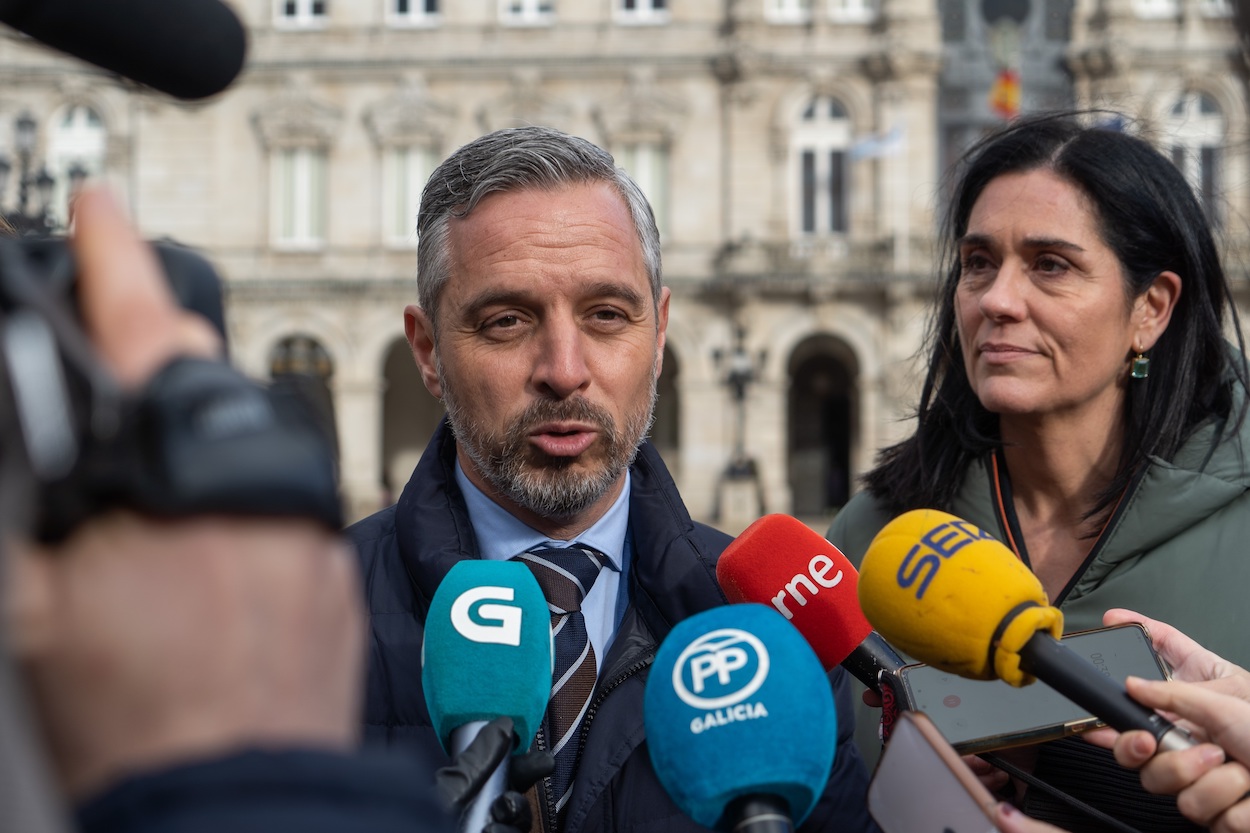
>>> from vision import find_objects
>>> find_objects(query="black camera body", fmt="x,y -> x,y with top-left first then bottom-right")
0,237 -> 342,543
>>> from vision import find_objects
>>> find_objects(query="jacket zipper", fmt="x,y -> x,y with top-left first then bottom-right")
543,654 -> 655,833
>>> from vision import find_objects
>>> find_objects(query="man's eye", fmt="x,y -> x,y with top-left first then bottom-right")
485,315 -> 520,330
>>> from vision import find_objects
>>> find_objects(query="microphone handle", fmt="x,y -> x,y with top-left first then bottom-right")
841,630 -> 908,692
724,794 -> 794,833
1019,633 -> 1196,753
450,721 -> 509,833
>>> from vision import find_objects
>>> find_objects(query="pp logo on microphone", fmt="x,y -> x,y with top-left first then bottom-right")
450,586 -> 522,646
673,629 -> 773,736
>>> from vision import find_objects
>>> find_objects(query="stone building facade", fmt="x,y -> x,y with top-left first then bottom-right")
0,0 -> 1244,529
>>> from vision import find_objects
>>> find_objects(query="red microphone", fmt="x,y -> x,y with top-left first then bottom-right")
716,514 -> 906,693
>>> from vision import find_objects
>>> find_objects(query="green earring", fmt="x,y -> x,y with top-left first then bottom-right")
1131,350 -> 1150,380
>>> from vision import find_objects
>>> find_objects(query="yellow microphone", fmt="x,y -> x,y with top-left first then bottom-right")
860,509 -> 1195,753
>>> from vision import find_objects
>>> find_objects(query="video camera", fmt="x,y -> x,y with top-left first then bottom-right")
0,236 -> 342,544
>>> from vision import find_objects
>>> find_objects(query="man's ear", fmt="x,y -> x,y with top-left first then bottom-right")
404,305 -> 443,399
3,542 -> 57,659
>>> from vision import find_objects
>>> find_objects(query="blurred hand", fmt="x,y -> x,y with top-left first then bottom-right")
3,188 -> 364,799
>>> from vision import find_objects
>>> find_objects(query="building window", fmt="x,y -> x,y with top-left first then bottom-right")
1165,92 -> 1224,227
388,0 -> 439,25
271,148 -> 327,248
766,0 -> 812,24
276,0 -> 328,27
616,141 -> 669,237
500,0 -> 554,25
792,96 -> 851,236
828,0 -> 876,23
48,104 -> 106,227
384,146 -> 431,246
616,0 -> 668,23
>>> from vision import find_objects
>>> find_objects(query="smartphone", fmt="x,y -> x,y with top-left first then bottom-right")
868,710 -> 1000,833
895,623 -> 1171,754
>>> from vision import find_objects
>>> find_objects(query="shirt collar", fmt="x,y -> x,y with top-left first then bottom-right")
455,460 -> 627,572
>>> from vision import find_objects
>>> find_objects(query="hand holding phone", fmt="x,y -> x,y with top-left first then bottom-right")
895,624 -> 1171,754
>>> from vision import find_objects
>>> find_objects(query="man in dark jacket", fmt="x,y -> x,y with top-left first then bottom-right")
348,125 -> 877,833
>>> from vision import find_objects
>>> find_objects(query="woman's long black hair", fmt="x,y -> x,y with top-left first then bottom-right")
864,113 -> 1248,519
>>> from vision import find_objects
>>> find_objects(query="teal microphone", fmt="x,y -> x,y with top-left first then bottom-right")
423,560 -> 552,832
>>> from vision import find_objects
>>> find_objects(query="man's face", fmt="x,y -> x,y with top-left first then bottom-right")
404,182 -> 669,534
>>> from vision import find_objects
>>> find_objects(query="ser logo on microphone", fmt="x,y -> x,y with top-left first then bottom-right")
896,520 -> 996,600
673,629 -> 771,734
450,586 -> 523,646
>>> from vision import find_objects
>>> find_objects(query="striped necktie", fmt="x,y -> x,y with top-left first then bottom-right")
513,544 -> 606,823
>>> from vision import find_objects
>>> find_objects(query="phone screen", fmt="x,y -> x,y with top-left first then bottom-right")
898,624 -> 1170,753
868,711 -> 999,833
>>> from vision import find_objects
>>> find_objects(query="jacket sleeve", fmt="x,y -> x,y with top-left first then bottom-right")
797,667 -> 882,833
75,747 -> 453,833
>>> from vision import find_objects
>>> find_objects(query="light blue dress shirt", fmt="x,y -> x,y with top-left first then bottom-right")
455,461 -> 632,673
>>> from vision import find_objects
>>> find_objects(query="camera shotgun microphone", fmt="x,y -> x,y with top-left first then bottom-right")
423,560 -> 552,833
0,0 -> 247,100
716,514 -> 907,692
858,509 -> 1196,754
644,604 -> 838,833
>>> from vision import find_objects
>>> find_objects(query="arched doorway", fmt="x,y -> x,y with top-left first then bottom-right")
269,333 -> 339,470
787,335 -> 858,518
381,338 -> 445,502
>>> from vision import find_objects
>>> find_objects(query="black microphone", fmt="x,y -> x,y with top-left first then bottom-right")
0,0 -> 247,100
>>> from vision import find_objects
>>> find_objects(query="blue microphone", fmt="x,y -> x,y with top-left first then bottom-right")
644,604 -> 838,833
423,560 -> 552,833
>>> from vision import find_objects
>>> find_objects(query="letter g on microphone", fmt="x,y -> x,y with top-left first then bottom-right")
450,586 -> 523,646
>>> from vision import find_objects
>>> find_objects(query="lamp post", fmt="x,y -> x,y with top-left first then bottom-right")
711,324 -> 767,523
0,112 -> 71,236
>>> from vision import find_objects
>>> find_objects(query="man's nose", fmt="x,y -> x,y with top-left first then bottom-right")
532,318 -> 592,398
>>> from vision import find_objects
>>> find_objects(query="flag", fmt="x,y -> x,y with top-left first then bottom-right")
988,68 -> 1020,120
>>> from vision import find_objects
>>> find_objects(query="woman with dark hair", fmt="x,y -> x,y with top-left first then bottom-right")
828,113 -> 1250,833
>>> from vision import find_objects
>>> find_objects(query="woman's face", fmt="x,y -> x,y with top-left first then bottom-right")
955,169 -> 1146,428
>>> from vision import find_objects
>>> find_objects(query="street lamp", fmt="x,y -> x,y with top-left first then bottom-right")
0,112 -> 64,235
711,324 -> 767,522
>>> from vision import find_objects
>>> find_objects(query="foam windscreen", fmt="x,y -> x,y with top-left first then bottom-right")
644,604 -> 837,830
859,509 -> 1062,685
422,560 -> 552,754
717,514 -> 872,670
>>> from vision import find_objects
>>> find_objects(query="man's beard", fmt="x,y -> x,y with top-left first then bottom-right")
439,363 -> 658,522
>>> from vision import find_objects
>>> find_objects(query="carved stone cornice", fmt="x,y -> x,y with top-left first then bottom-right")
476,69 -> 574,133
593,67 -> 688,142
362,77 -> 455,148
252,85 -> 344,150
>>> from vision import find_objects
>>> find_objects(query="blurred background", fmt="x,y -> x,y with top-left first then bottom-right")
0,0 -> 1243,531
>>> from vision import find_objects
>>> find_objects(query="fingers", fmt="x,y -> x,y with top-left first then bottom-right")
1081,726 -> 1120,750
1138,744 -> 1226,795
71,187 -> 219,387
966,754 -> 1010,794
862,689 -> 883,708
991,801 -> 1068,833
1126,677 -> 1242,741
1212,792 -> 1250,833
1174,763 -> 1250,829
1113,730 -> 1160,769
